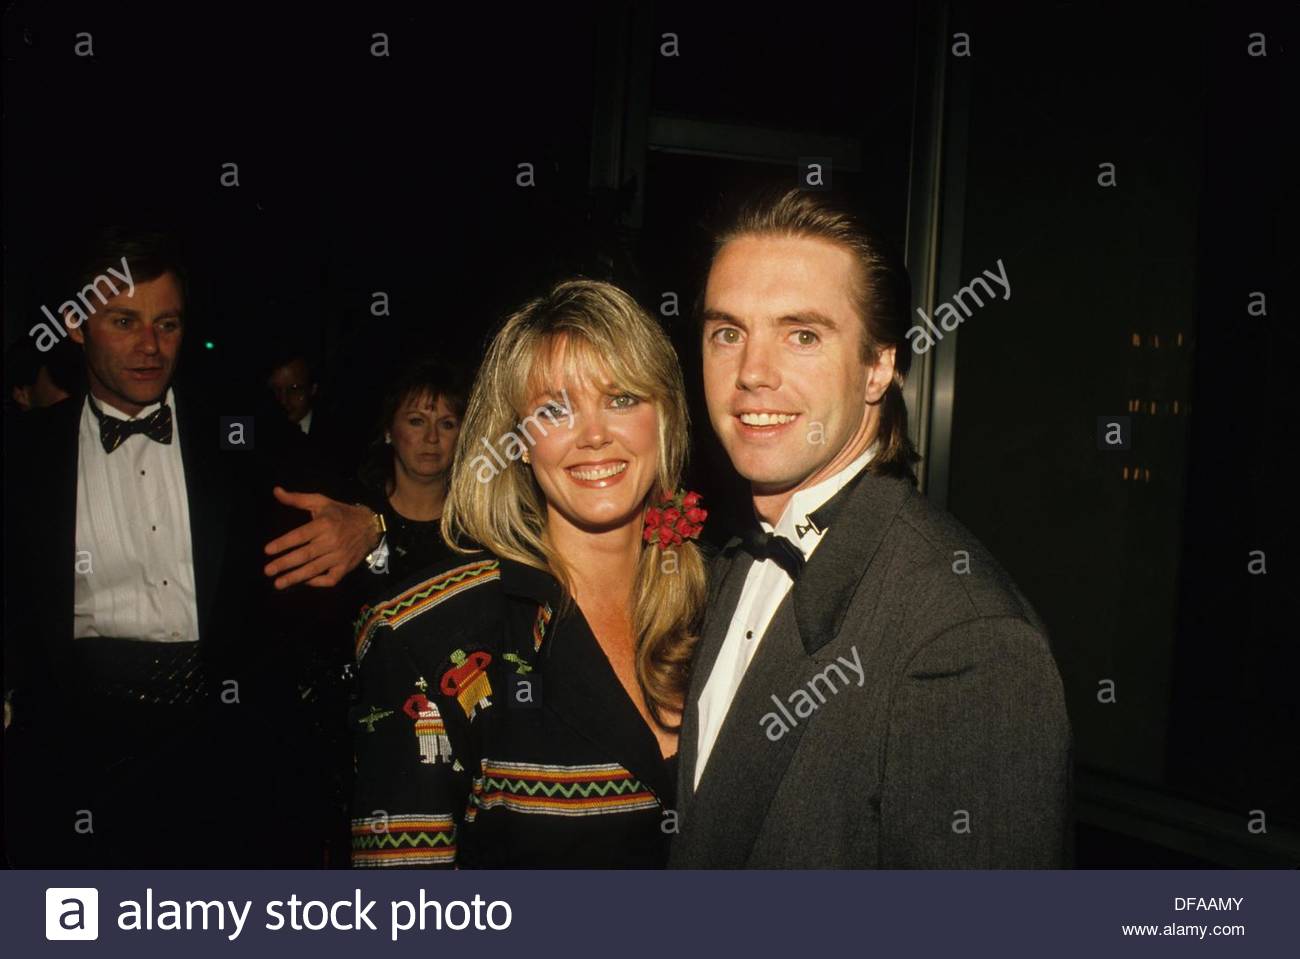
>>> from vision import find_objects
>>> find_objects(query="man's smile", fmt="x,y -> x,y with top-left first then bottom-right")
737,411 -> 798,426
733,409 -> 800,439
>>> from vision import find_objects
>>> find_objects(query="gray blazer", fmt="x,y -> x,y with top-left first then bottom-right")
671,470 -> 1072,867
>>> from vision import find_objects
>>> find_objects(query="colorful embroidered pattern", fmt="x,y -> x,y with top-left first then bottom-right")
350,813 -> 456,866
532,602 -> 553,652
354,559 -> 500,661
466,760 -> 660,820
440,649 -> 493,720
403,694 -> 453,764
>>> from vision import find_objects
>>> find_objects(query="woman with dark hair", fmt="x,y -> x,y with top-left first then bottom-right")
354,360 -> 468,592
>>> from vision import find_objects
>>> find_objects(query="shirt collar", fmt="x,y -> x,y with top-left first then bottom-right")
87,386 -> 174,422
298,409 -> 313,434
762,442 -> 877,556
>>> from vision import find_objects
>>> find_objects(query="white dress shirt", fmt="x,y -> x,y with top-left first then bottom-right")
298,409 -> 313,435
694,444 -> 876,788
73,387 -> 200,642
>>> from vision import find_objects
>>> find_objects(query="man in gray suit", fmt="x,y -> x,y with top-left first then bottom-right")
672,188 -> 1071,867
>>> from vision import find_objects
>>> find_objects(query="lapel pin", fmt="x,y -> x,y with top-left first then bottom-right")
795,515 -> 824,538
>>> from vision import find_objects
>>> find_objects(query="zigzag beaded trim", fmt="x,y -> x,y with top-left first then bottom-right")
466,759 -> 661,820
350,812 -> 456,867
354,559 -> 500,661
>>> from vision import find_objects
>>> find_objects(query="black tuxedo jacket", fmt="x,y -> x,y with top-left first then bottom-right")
671,471 -> 1073,868
5,389 -> 235,699
3,384 -> 360,866
2,384 -> 350,720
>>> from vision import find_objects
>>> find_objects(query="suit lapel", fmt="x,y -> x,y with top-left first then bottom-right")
688,549 -> 751,716
677,548 -> 752,816
680,596 -> 830,864
674,471 -> 916,863
173,389 -> 232,641
50,399 -> 83,663
795,472 -> 913,654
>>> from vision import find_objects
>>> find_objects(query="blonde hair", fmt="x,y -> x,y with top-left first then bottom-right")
442,279 -> 706,728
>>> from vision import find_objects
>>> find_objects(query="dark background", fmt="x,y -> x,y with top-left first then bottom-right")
3,0 -> 1295,865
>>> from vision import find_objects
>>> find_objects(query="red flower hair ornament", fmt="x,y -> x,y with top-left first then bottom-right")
643,489 -> 707,549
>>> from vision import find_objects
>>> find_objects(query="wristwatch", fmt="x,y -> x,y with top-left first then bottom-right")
359,505 -> 389,573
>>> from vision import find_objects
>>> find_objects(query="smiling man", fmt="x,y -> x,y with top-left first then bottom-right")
2,227 -> 376,866
671,189 -> 1072,868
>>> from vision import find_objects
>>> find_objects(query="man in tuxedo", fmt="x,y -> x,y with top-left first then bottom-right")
265,349 -> 357,482
267,351 -> 320,433
2,228 -> 382,865
671,189 -> 1071,867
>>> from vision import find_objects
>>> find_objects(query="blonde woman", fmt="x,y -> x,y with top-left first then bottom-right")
350,279 -> 708,867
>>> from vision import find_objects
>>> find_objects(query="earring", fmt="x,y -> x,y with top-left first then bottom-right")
521,450 -> 531,464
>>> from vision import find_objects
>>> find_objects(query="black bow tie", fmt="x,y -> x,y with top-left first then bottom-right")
738,527 -> 807,579
730,462 -> 877,578
88,396 -> 173,453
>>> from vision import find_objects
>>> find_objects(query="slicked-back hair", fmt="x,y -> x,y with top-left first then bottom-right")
707,188 -> 921,483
